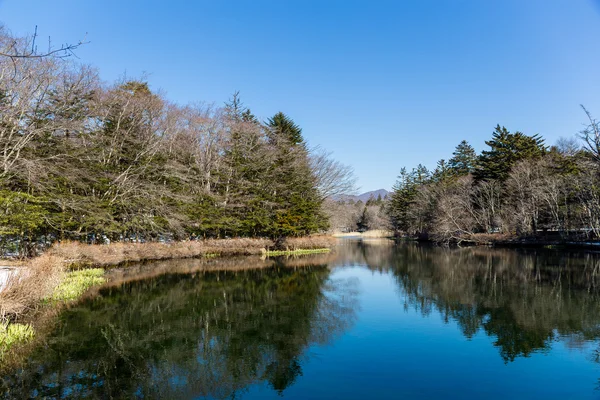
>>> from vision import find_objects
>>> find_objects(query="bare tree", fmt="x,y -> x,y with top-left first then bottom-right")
0,25 -> 86,60
163,103 -> 227,196
580,105 -> 600,164
573,159 -> 600,239
473,180 -> 503,233
555,136 -> 581,157
506,159 -> 546,235
309,146 -> 358,199
0,46 -> 60,178
432,175 -> 478,242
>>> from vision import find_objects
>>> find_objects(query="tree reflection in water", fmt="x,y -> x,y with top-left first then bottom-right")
337,239 -> 600,362
4,242 -> 600,398
1,259 -> 358,399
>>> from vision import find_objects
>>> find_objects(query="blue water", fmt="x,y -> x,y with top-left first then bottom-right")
245,266 -> 600,400
3,241 -> 600,399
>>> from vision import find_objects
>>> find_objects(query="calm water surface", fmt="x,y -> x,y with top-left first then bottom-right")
3,240 -> 600,399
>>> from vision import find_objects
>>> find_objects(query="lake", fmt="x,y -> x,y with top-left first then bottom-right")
3,240 -> 600,399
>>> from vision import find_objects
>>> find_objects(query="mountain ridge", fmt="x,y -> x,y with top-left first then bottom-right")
336,189 -> 390,203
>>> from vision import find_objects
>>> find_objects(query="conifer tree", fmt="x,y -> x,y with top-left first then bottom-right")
449,140 -> 477,176
356,206 -> 370,232
475,125 -> 546,182
266,112 -> 325,239
432,159 -> 452,182
387,165 -> 430,233
267,112 -> 304,145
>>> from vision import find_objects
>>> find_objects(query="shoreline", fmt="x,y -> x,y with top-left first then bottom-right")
408,234 -> 600,251
332,230 -> 394,239
0,236 -> 337,362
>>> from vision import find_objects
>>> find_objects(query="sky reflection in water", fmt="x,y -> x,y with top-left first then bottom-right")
3,240 -> 600,399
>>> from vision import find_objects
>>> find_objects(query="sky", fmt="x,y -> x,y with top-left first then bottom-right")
1,0 -> 599,192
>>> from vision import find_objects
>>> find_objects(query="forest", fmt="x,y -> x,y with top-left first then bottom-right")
0,27 -> 355,255
387,120 -> 600,243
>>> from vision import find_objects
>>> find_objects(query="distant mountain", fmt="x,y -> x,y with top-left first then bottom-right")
335,189 -> 390,203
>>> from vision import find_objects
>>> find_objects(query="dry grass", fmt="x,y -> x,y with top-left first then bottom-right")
362,230 -> 394,238
105,251 -> 338,289
265,248 -> 331,257
279,236 -> 337,250
48,238 -> 275,268
0,254 -> 64,323
332,230 -> 393,238
46,237 -> 335,268
0,236 -> 335,324
0,236 -> 336,363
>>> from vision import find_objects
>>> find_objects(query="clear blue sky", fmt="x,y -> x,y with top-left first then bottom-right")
1,0 -> 599,192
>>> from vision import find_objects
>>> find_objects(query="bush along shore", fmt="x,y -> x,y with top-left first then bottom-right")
0,236 -> 336,360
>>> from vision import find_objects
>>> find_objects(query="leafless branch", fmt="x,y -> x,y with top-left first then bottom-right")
0,25 -> 88,60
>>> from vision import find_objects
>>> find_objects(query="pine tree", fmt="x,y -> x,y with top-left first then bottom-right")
475,125 -> 546,181
266,112 -> 325,238
356,206 -> 370,232
387,165 -> 430,233
220,94 -> 272,237
267,112 -> 304,145
432,159 -> 452,182
449,140 -> 477,176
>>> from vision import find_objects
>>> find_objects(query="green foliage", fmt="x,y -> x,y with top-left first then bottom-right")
0,191 -> 48,236
267,112 -> 304,145
387,165 -> 430,233
386,120 -> 600,240
356,206 -> 370,232
475,125 -> 546,181
432,159 -> 453,182
265,248 -> 331,256
0,323 -> 34,356
1,70 -> 329,247
50,269 -> 105,302
449,140 -> 477,176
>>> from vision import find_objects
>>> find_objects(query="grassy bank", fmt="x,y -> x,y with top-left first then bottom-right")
47,236 -> 336,267
264,248 -> 331,257
0,236 -> 336,357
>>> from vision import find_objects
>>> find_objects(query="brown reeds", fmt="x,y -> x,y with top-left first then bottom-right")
0,236 -> 336,324
47,238 -> 274,267
0,254 -> 64,322
279,236 -> 337,250
47,237 -> 336,267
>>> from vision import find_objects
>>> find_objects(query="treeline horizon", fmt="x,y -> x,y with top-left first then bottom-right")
0,27 -> 356,255
387,118 -> 600,243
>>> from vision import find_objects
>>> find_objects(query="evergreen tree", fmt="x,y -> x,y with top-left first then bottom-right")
220,94 -> 272,237
432,159 -> 452,182
387,165 -> 430,233
356,206 -> 370,232
449,140 -> 477,176
267,112 -> 304,145
475,125 -> 546,182
265,112 -> 325,239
